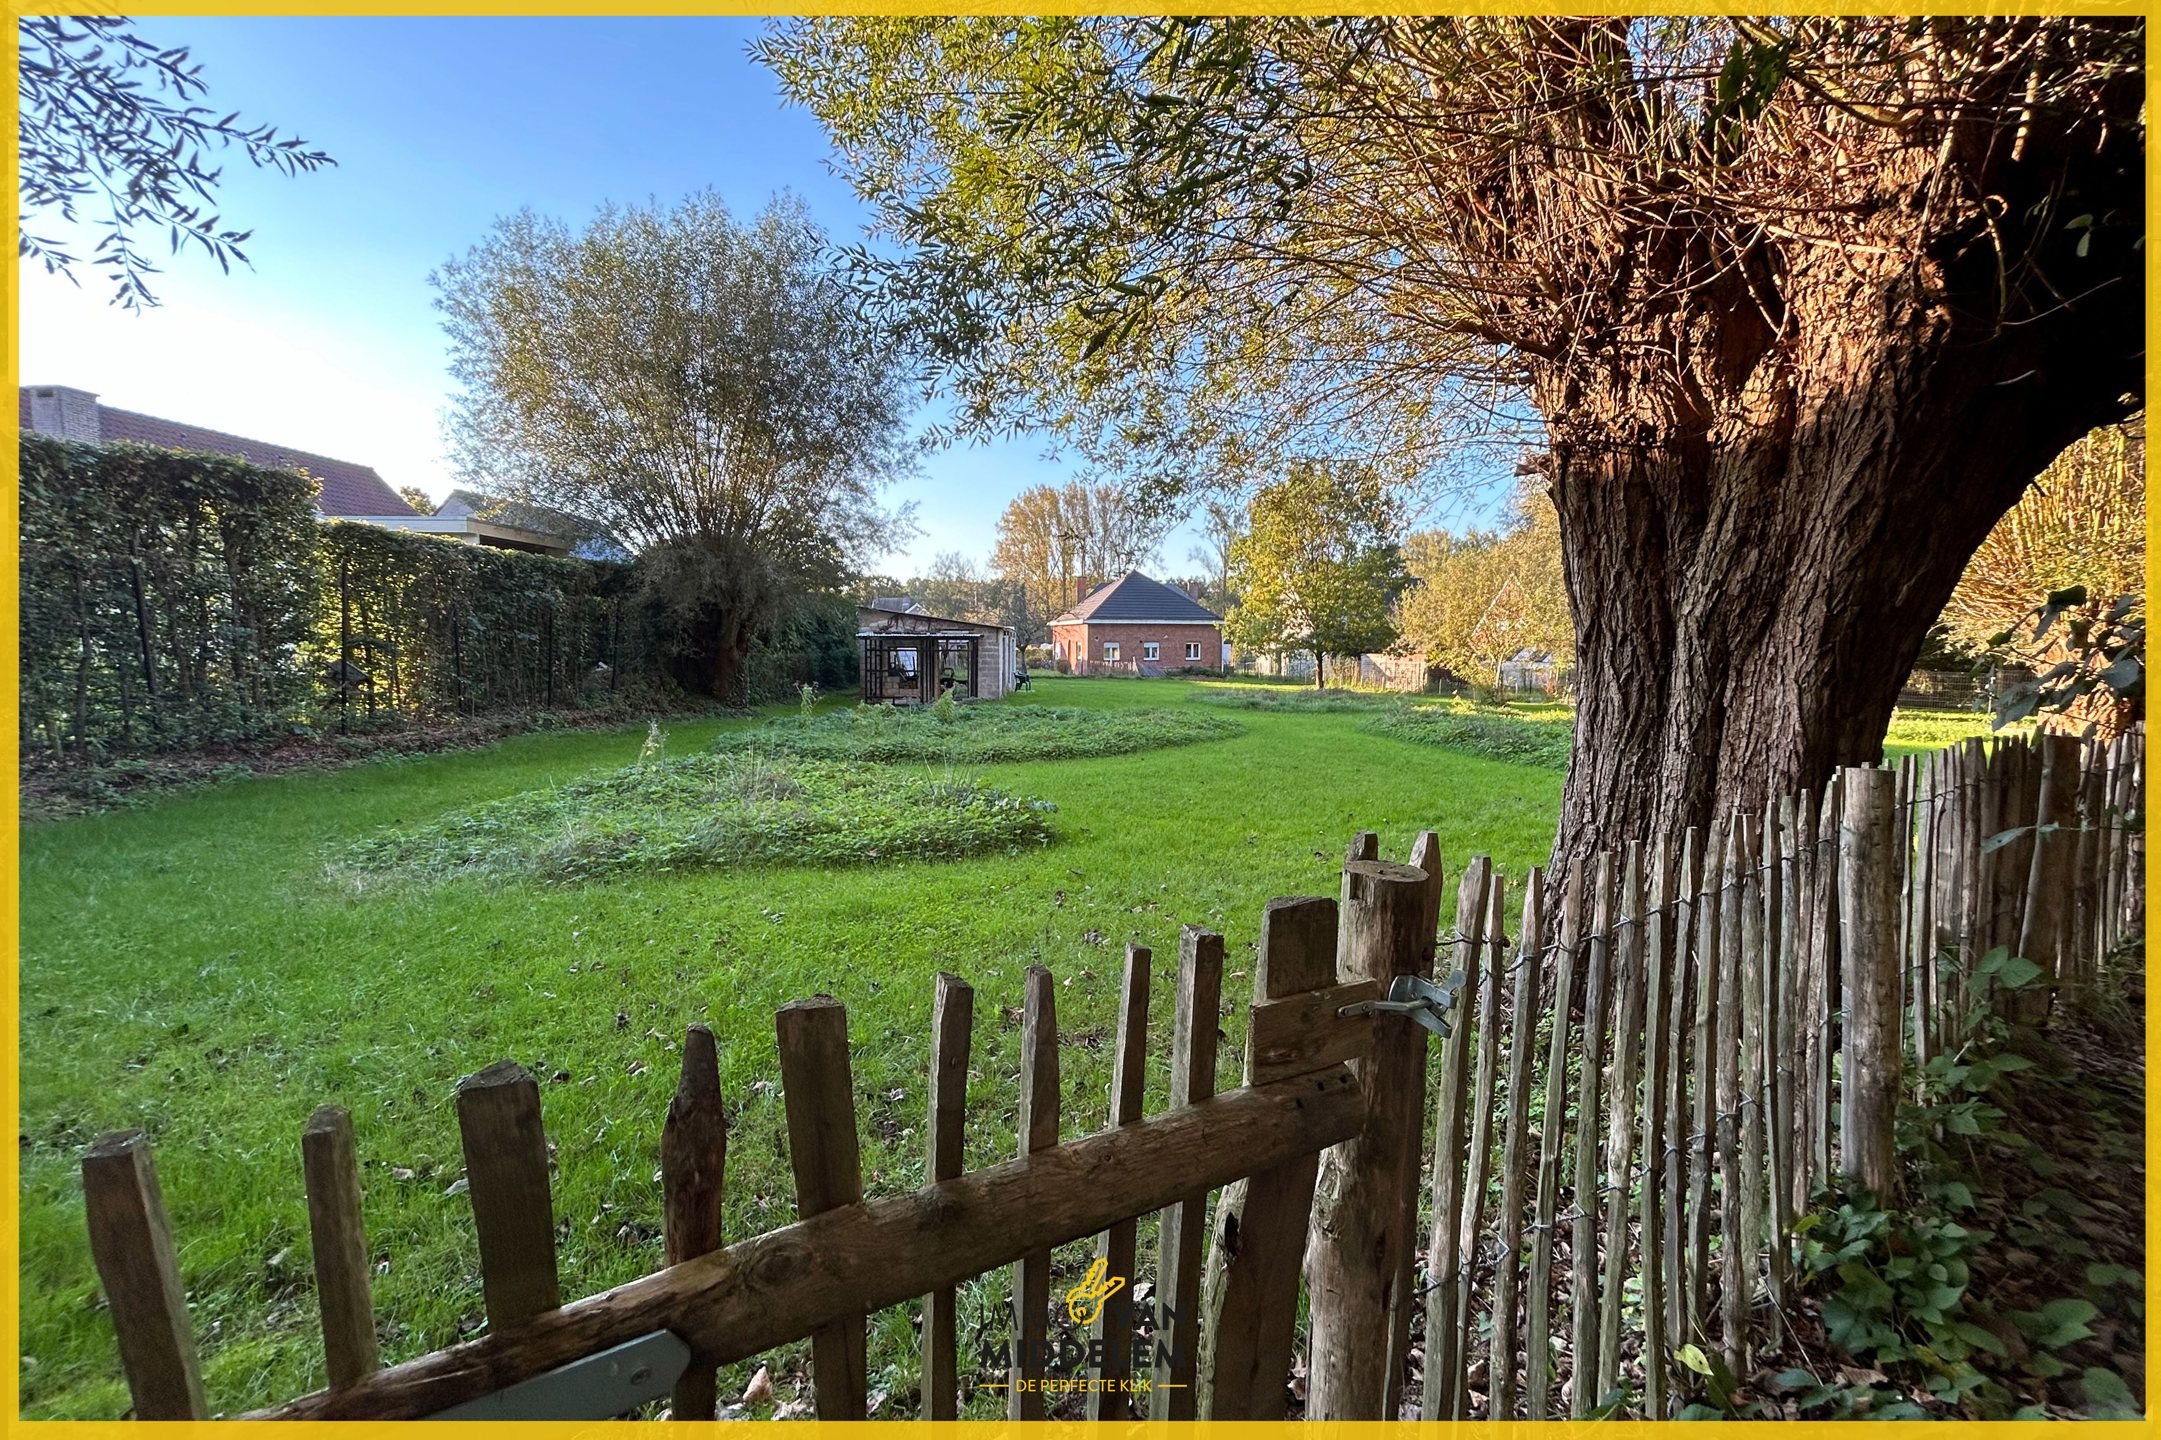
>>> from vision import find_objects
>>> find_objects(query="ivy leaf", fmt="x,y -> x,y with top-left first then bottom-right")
2015,1296 -> 2098,1348
2080,1366 -> 2138,1418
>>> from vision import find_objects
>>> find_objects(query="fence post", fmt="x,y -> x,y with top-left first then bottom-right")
301,1106 -> 381,1390
455,1061 -> 561,1330
661,1025 -> 727,1419
920,974 -> 973,1421
1087,944 -> 1151,1419
82,1131 -> 208,1419
1199,895 -> 1337,1420
777,997 -> 870,1419
1305,856 -> 1432,1420
1838,767 -> 1901,1198
1150,927 -> 1223,1419
2016,733 -> 2081,1020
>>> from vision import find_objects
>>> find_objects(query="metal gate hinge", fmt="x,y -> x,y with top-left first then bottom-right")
1338,970 -> 1467,1038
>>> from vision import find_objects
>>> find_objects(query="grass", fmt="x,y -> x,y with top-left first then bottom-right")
1363,704 -> 1574,770
714,697 -> 1241,763
18,677 -> 1556,1419
16,677 -> 2003,1418
339,749 -> 1058,886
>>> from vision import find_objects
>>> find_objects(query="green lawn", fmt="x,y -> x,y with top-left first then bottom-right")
16,677 -> 1994,1417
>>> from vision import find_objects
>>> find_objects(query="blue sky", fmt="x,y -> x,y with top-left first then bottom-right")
18,16 -> 1509,574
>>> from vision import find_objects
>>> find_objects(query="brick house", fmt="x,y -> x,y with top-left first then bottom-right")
1049,571 -> 1224,676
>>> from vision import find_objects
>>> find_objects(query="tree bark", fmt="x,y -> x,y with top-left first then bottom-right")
711,615 -> 753,709
1542,131 -> 2143,873
1547,231 -> 2135,873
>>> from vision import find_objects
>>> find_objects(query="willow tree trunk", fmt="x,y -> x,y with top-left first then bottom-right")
1540,139 -> 2143,873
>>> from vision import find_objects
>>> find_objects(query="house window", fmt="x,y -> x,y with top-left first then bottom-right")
1185,642 -> 1202,661
1102,642 -> 1121,661
1143,642 -> 1160,661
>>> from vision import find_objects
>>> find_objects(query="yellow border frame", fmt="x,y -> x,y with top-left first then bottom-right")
3,2 -> 2153,1433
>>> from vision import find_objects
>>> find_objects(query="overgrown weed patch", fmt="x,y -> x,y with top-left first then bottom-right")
340,751 -> 1056,884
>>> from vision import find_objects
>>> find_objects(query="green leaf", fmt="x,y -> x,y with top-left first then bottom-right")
1675,1342 -> 1713,1376
1995,954 -> 2046,989
1981,825 -> 2032,855
2086,1262 -> 2142,1291
2016,1296 -> 2099,1348
2080,1366 -> 2138,1418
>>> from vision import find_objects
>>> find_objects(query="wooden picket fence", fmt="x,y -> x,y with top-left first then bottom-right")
79,728 -> 2140,1422
1407,722 -> 2143,1420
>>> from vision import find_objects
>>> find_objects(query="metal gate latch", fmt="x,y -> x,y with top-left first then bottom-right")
1339,970 -> 1467,1038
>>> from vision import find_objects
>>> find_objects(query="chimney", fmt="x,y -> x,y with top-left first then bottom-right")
23,385 -> 102,443
1075,575 -> 1098,606
1184,580 -> 1202,599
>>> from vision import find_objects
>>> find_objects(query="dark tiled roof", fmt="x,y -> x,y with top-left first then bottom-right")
93,404 -> 414,518
1051,571 -> 1222,624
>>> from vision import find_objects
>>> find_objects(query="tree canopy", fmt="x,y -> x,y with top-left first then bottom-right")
761,16 -> 2144,861
433,191 -> 913,700
759,16 -> 2139,501
1225,464 -> 1405,686
18,16 -> 335,309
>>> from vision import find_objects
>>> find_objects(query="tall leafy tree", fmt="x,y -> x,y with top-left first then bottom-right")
760,16 -> 2145,864
18,16 -> 335,309
1399,484 -> 1572,683
990,480 -> 1164,636
1226,464 -> 1405,687
434,192 -> 912,703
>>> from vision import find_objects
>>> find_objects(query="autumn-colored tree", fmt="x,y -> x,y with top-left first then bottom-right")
1399,484 -> 1571,682
990,481 -> 1164,639
1941,416 -> 2145,653
1226,464 -> 1405,688
761,16 -> 2144,866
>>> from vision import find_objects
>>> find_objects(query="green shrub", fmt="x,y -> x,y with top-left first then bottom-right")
713,703 -> 1241,764
338,752 -> 1057,884
1363,703 -> 1573,769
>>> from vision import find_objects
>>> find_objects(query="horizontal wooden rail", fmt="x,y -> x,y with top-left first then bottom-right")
252,1064 -> 1363,1420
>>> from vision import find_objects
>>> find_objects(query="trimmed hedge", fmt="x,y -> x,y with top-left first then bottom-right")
315,520 -> 666,728
20,434 -> 679,754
